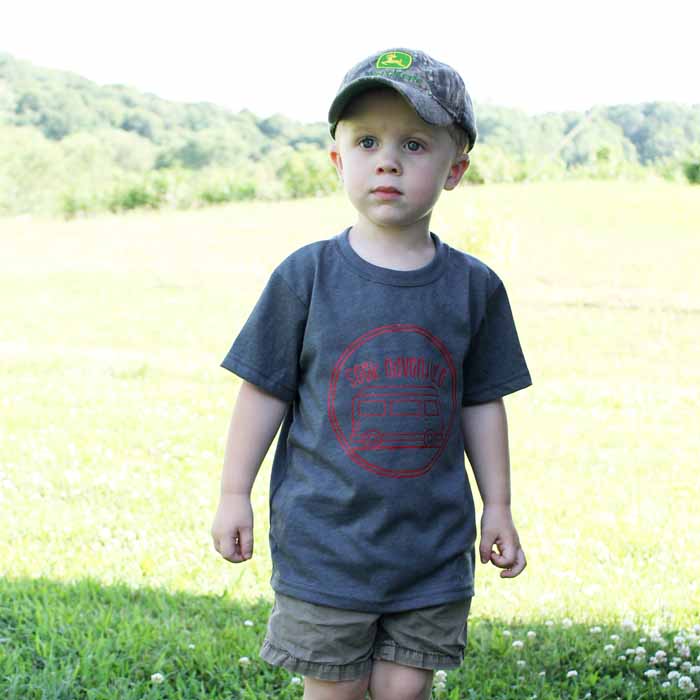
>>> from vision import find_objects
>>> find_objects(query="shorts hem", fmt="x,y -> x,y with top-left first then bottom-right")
373,640 -> 464,671
259,638 -> 374,682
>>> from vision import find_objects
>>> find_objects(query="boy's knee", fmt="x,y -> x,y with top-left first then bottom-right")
369,659 -> 434,700
303,672 -> 371,700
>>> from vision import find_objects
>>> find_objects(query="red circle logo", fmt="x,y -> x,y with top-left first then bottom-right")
327,324 -> 457,478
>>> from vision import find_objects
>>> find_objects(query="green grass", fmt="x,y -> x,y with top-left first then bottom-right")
1,181 -> 699,698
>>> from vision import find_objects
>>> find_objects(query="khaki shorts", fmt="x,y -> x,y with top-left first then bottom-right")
259,591 -> 472,682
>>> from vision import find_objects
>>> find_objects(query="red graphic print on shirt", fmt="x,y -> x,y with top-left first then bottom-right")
327,324 -> 457,478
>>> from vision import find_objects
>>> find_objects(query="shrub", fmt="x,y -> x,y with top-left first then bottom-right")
683,159 -> 700,184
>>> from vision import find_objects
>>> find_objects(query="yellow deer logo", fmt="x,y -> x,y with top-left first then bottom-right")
376,51 -> 412,70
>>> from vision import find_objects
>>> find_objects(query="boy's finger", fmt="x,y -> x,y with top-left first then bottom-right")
500,547 -> 527,578
238,526 -> 254,560
479,534 -> 496,564
218,535 -> 237,562
490,540 -> 517,569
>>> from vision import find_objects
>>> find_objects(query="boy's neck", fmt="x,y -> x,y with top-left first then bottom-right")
348,217 -> 436,271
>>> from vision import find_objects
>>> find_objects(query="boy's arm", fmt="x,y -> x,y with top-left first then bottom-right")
211,380 -> 290,563
460,398 -> 527,578
219,379 -> 290,495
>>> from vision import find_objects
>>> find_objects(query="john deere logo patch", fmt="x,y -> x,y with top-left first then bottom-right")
376,51 -> 412,70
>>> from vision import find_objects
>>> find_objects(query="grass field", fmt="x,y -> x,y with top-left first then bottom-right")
1,181 -> 699,698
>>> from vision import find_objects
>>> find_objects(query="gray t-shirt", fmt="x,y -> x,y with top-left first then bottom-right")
221,227 -> 532,612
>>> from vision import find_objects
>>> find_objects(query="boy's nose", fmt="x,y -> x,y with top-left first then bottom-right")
376,163 -> 401,175
374,143 -> 402,175
375,156 -> 402,175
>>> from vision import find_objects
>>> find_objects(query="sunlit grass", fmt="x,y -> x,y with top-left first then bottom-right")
1,181 -> 699,697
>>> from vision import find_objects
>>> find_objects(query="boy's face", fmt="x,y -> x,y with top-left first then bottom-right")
329,87 -> 469,233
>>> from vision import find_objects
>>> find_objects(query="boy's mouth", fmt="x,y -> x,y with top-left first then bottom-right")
371,186 -> 402,199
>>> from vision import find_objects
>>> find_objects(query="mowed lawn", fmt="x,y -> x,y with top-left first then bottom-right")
1,181 -> 699,698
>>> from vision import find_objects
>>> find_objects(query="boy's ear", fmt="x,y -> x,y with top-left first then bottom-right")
444,153 -> 470,191
329,143 -> 343,179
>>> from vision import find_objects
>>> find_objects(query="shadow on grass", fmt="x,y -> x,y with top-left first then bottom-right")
0,576 -> 286,700
0,576 -> 690,699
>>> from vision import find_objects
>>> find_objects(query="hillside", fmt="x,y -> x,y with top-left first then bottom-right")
1,51 -> 698,217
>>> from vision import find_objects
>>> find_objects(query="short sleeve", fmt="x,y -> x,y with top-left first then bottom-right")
462,279 -> 532,406
220,271 -> 308,402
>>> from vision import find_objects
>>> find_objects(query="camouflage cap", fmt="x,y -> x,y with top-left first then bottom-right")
328,48 -> 477,152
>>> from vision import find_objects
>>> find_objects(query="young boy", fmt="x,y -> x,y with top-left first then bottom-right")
211,48 -> 532,700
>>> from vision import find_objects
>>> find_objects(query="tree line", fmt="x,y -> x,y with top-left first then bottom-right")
1,52 -> 698,218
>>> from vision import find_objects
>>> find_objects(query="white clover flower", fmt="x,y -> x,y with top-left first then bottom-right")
244,619 -> 254,627
626,648 -> 636,655
675,635 -> 686,646
680,645 -> 691,658
634,655 -> 645,664
545,620 -> 554,627
435,670 -> 447,683
435,680 -> 446,691
538,671 -> 546,677
604,644 -> 615,653
678,675 -> 696,691
621,619 -> 637,631
512,640 -> 524,650
517,660 -> 527,668
661,681 -> 670,688
562,618 -> 573,629
610,634 -> 620,641
655,650 -> 668,661
668,671 -> 681,680
694,624 -> 700,635
527,631 -> 537,640
618,655 -> 627,661
503,629 -> 512,636
150,672 -> 165,684
691,666 -> 700,674
681,661 -> 692,671
590,626 -> 602,634
567,670 -> 578,678
636,646 -> 647,655
644,669 -> 660,678
239,656 -> 251,666
187,643 -> 195,649
290,677 -> 302,685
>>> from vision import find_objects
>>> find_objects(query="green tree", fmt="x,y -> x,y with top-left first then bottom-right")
276,145 -> 339,198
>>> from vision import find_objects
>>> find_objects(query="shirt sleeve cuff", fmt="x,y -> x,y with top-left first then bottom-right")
462,371 -> 533,406
220,354 -> 296,403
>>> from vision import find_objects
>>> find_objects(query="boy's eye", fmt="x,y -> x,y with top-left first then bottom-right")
359,137 -> 376,149
405,140 -> 423,152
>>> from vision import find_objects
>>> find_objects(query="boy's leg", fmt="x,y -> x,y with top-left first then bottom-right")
303,672 -> 371,700
368,659 -> 433,700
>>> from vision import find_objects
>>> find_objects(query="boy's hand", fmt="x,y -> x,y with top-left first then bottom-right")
211,492 -> 254,563
479,504 -> 526,578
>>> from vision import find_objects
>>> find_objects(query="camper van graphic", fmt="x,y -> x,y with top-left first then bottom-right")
328,323 -> 458,478
350,385 -> 445,450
